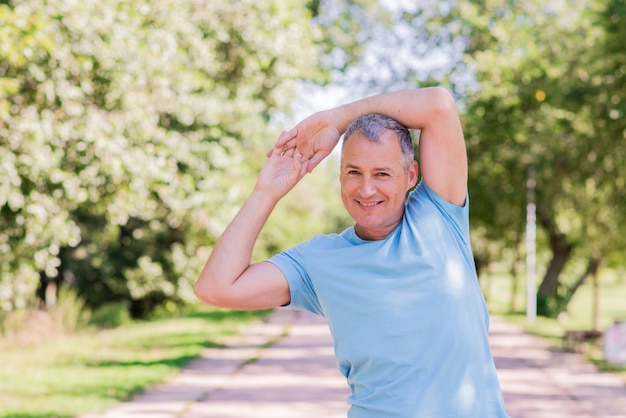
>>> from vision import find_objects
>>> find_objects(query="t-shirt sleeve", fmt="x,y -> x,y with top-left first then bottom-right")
268,243 -> 323,315
410,180 -> 471,244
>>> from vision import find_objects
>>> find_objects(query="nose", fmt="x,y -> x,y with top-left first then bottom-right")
358,176 -> 376,197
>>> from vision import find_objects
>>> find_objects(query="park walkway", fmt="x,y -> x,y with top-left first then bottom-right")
81,309 -> 626,418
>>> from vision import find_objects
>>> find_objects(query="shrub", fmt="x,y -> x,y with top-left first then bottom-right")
89,301 -> 132,328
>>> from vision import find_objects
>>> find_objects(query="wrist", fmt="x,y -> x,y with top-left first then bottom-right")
250,185 -> 289,214
333,99 -> 371,134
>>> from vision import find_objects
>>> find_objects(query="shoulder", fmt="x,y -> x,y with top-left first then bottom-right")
407,180 -> 469,227
410,180 -> 467,208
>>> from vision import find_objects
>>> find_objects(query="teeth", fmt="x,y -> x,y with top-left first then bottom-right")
360,201 -> 378,207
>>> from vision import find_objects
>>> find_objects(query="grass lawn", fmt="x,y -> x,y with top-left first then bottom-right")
482,268 -> 626,381
0,306 -> 269,418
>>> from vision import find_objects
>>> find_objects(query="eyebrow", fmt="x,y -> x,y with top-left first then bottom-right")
343,163 -> 394,172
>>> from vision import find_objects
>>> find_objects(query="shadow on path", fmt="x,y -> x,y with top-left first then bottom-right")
82,310 -> 626,418
490,317 -> 626,418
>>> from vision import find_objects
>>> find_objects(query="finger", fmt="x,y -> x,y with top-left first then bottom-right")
303,152 -> 325,173
268,145 -> 284,158
291,152 -> 302,177
294,152 -> 308,178
279,139 -> 297,154
275,128 -> 296,147
275,130 -> 287,145
283,147 -> 296,158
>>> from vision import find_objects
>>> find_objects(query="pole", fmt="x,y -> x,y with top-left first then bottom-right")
526,165 -> 537,322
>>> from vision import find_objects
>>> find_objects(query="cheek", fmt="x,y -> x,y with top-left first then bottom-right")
340,177 -> 356,194
386,184 -> 406,202
340,187 -> 354,207
339,180 -> 350,200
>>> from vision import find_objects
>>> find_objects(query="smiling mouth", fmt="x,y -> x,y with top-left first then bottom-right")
357,200 -> 381,207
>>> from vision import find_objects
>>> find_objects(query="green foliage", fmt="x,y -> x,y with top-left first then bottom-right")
452,0 -> 626,315
0,0 -> 355,317
49,285 -> 91,333
486,268 -> 626,329
88,301 -> 131,329
5,0 -> 622,322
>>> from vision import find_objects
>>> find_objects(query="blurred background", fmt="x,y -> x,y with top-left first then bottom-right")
0,0 -> 624,415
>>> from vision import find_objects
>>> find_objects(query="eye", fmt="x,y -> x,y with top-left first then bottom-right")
347,170 -> 360,175
376,172 -> 390,177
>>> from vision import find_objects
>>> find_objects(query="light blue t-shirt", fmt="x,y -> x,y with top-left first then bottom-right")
269,181 -> 509,418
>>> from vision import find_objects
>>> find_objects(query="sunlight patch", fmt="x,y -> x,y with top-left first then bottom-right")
446,258 -> 465,296
457,377 -> 477,410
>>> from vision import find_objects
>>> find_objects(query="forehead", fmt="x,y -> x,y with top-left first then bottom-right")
341,131 -> 403,168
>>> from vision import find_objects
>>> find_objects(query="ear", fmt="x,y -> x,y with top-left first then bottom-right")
407,161 -> 419,188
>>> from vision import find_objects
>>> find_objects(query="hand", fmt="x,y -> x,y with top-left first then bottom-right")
256,147 -> 307,201
272,110 -> 341,173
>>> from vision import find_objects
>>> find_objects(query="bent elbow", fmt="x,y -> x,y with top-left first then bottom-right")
193,278 -> 227,308
429,86 -> 457,114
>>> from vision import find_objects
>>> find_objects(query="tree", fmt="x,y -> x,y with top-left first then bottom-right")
0,0 -> 340,317
457,0 -> 626,316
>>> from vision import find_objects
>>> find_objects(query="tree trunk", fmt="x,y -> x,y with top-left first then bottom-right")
560,256 -> 601,324
537,240 -> 573,297
536,207 -> 574,316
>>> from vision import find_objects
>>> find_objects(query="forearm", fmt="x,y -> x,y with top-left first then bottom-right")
276,86 -> 464,199
332,87 -> 456,133
194,190 -> 277,304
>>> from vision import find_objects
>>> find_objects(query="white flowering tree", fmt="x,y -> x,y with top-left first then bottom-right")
0,0 -> 360,316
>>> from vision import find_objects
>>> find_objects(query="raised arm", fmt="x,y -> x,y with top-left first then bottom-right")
193,147 -> 307,310
277,87 -> 467,205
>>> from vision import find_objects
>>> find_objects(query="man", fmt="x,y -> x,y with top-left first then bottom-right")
194,87 -> 509,417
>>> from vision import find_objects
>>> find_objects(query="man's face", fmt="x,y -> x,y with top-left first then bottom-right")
340,131 -> 418,241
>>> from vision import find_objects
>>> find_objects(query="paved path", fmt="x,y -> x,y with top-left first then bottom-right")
82,309 -> 626,418
490,318 -> 626,418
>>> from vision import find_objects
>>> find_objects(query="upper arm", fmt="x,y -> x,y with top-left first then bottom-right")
194,261 -> 291,310
417,88 -> 468,206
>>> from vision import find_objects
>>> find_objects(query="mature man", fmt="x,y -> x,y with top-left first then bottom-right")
194,87 -> 509,417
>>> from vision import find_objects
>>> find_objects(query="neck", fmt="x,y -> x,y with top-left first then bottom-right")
354,223 -> 397,241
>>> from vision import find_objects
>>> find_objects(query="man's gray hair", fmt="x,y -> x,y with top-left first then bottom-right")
343,114 -> 415,171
